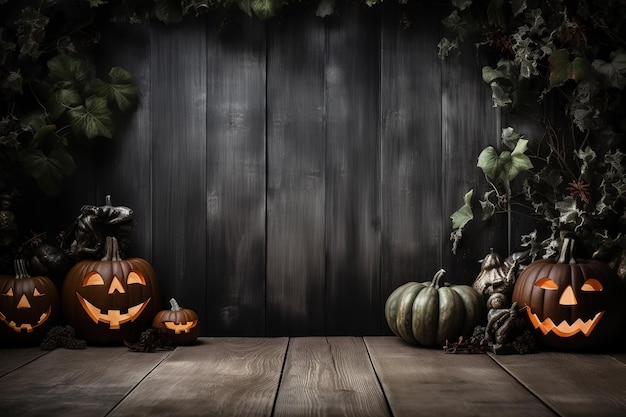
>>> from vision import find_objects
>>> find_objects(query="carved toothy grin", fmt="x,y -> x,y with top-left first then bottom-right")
77,293 -> 151,329
525,307 -> 604,337
0,306 -> 52,333
163,320 -> 198,334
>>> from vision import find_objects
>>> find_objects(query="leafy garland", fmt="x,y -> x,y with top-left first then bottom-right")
444,0 -> 626,263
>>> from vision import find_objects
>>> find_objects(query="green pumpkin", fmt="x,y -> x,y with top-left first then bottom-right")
385,269 -> 484,347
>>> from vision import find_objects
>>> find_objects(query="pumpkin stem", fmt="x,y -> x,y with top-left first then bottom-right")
557,237 -> 577,264
105,194 -> 112,206
101,236 -> 122,261
13,259 -> 30,279
170,298 -> 182,311
431,269 -> 447,288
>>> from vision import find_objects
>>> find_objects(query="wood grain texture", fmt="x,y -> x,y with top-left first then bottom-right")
365,336 -> 557,417
204,16 -> 267,336
0,346 -> 170,417
325,5 -> 382,335
380,4 -> 444,310
273,337 -> 390,417
109,338 -> 288,417
266,11 -> 326,336
0,347 -> 48,377
95,22 -> 153,259
151,17 -> 208,330
490,351 -> 626,417
441,39 -> 506,283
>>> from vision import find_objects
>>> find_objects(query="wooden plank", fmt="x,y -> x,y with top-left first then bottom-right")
95,22 -> 153,259
204,16 -> 267,336
490,352 -> 626,417
0,346 -> 170,417
151,17 -> 207,331
441,37 -> 505,281
325,5 -> 381,335
0,347 -> 48,377
365,336 -> 557,417
266,10 -> 326,335
274,337 -> 390,417
380,4 -> 444,312
109,338 -> 288,417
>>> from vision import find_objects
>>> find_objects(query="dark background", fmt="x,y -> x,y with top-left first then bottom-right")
24,3 -> 522,336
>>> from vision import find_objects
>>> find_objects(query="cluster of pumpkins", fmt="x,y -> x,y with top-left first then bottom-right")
0,236 -> 199,347
385,237 -> 626,351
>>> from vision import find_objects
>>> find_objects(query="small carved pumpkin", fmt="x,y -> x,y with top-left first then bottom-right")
62,236 -> 161,345
0,259 -> 60,345
153,298 -> 200,345
385,269 -> 484,347
512,237 -> 625,351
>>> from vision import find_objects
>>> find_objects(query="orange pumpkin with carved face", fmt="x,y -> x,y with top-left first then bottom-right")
62,236 -> 161,345
0,259 -> 59,345
153,298 -> 200,345
512,237 -> 625,351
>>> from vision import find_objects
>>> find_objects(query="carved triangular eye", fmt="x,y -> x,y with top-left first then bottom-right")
83,272 -> 105,287
535,277 -> 558,290
3,288 -> 13,296
33,288 -> 45,296
581,279 -> 603,292
127,271 -> 146,285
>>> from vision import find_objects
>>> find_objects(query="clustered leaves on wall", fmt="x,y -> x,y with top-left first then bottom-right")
444,0 -> 626,269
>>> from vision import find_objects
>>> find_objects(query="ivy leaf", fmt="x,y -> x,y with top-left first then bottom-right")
16,6 -> 49,60
91,66 -> 139,112
315,0 -> 336,17
549,49 -> 592,86
68,96 -> 113,139
480,190 -> 497,220
477,146 -> 499,182
442,10 -> 476,42
238,0 -> 282,20
18,148 -> 75,197
592,50 -> 626,89
555,197 -> 582,226
44,54 -> 91,119
503,138 -> 533,183
451,189 -> 474,229
154,0 -> 184,24
452,0 -> 472,10
501,126 -> 524,150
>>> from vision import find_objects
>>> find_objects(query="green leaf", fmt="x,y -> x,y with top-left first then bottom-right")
592,50 -> 626,89
452,0 -> 472,10
46,54 -> 90,86
16,6 -> 49,60
91,66 -> 139,112
238,0 -> 282,19
501,126 -> 524,150
503,138 -> 533,182
315,0 -> 336,17
154,0 -> 184,24
549,49 -> 592,86
555,197 -> 582,226
451,189 -> 474,229
46,85 -> 82,121
477,146 -> 499,181
18,148 -> 75,197
480,190 -> 497,220
68,96 -> 113,139
442,10 -> 476,42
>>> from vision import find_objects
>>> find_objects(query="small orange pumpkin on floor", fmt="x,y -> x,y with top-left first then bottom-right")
153,298 -> 200,345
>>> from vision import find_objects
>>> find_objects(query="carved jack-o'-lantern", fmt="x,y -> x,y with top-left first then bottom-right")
512,237 -> 625,351
0,259 -> 59,345
62,236 -> 161,345
153,298 -> 200,345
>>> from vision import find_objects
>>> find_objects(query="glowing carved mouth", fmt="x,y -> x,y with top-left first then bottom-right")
77,293 -> 150,329
525,307 -> 604,337
0,306 -> 52,333
164,320 -> 198,334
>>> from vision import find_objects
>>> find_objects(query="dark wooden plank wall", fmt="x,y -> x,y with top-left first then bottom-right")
88,3 -> 504,337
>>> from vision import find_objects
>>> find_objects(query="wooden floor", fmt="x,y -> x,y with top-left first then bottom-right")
1,337 -> 626,417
